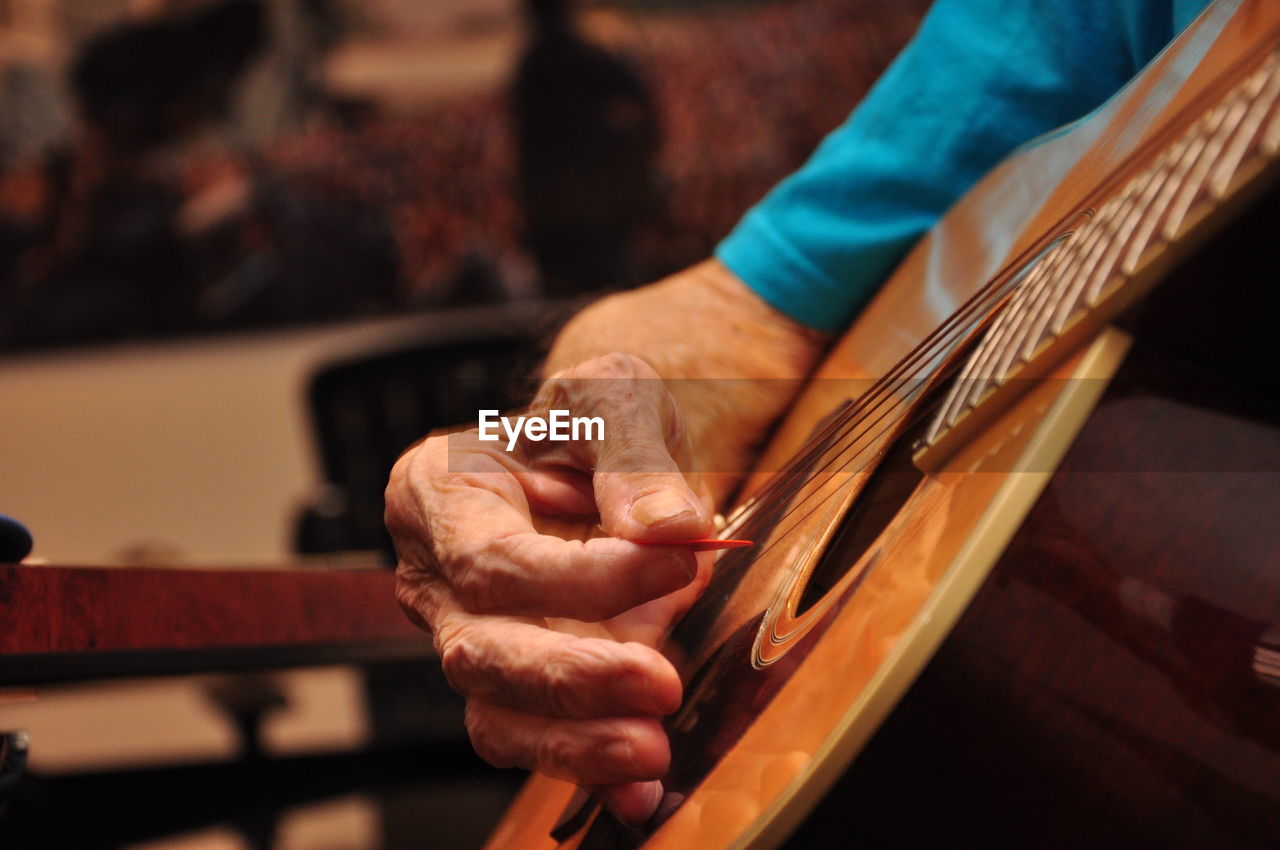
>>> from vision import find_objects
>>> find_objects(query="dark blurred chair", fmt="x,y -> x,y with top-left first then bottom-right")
294,304 -> 571,560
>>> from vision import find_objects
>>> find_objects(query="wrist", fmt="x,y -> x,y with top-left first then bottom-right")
543,260 -> 828,500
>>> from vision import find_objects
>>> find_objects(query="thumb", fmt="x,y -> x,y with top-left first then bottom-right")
591,398 -> 711,542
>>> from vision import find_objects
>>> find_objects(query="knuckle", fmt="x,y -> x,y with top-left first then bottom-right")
535,727 -> 579,776
450,560 -> 497,613
392,573 -> 415,612
599,437 -> 674,479
386,438 -> 431,497
464,704 -> 511,768
392,573 -> 432,631
383,475 -> 416,540
555,351 -> 649,381
533,378 -> 571,411
385,444 -> 446,557
540,639 -> 625,717
662,390 -> 689,447
592,351 -> 646,379
614,645 -> 652,681
436,628 -> 481,693
538,653 -> 582,717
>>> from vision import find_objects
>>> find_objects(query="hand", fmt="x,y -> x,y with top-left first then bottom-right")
387,352 -> 715,824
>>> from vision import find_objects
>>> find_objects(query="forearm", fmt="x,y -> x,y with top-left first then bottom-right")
545,259 -> 828,497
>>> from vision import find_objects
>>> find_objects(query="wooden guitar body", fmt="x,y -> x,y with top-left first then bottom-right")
489,3 -> 1280,847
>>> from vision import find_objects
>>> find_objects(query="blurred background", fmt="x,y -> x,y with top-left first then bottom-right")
0,1 -> 927,847
1,0 -> 928,346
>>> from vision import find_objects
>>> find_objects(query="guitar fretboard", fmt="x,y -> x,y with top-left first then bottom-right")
921,48 -> 1280,458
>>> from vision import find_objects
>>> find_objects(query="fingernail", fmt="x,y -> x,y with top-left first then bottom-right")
644,782 -> 664,810
630,490 -> 696,528
618,670 -> 652,713
619,669 -> 675,715
635,783 -> 664,823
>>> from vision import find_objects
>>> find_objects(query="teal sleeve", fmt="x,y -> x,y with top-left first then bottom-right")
715,0 -> 1204,332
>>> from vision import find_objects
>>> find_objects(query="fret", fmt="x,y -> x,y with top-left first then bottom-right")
990,247 -> 1078,385
1136,105 -> 1222,255
919,48 -> 1280,463
1064,184 -> 1142,322
1082,193 -> 1147,309
924,237 -> 1072,444
1083,140 -> 1191,307
1159,87 -> 1252,243
1259,62 -> 1280,155
961,238 -> 1070,407
993,198 -> 1118,380
1120,118 -> 1211,276
1053,143 -> 1177,333
936,215 -> 1102,438
952,277 -> 1028,387
1082,137 -> 1198,307
1073,195 -> 1128,292
930,282 -> 1022,437
1119,55 -> 1278,279
1047,193 -> 1121,319
1002,225 -> 1083,354
1024,200 -> 1136,355
1119,134 -> 1194,276
1207,59 -> 1279,198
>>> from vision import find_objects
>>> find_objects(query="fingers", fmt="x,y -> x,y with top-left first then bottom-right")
444,506 -> 699,620
465,701 -> 671,786
396,549 -> 685,802
433,614 -> 682,719
535,353 -> 713,542
598,781 -> 665,826
385,353 -> 717,804
513,464 -> 597,517
394,436 -> 700,621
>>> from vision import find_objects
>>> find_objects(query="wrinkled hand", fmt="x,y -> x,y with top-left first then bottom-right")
386,353 -> 714,824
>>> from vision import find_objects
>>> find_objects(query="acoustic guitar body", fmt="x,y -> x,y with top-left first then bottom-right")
488,3 -> 1280,847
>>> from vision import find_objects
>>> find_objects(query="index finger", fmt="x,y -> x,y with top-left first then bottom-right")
415,437 -> 700,621
439,481 -> 700,620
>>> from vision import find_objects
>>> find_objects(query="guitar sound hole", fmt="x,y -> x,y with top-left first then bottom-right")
794,424 -> 924,615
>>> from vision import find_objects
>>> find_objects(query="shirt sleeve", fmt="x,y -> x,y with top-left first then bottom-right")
715,0 -> 1182,332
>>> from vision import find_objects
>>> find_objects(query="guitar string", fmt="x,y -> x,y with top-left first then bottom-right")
715,255 -> 1038,543
717,210 -> 1059,519
712,255 -> 1029,533
721,268 -> 1018,540
932,233 -> 1079,438
929,51 -> 1280,440
731,384 -> 927,569
719,67 -> 1279,572
742,186 -> 1266,578
715,275 -> 1020,552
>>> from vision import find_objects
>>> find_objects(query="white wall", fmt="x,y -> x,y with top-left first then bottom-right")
0,305 -> 548,565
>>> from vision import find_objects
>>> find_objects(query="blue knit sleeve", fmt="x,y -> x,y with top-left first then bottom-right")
715,0 -> 1195,332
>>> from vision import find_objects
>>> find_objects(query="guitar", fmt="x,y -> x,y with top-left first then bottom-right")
489,2 -> 1280,847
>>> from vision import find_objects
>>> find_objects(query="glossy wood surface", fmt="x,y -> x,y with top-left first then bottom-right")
0,564 -> 430,683
790,339 -> 1280,849
488,3 -> 1280,847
